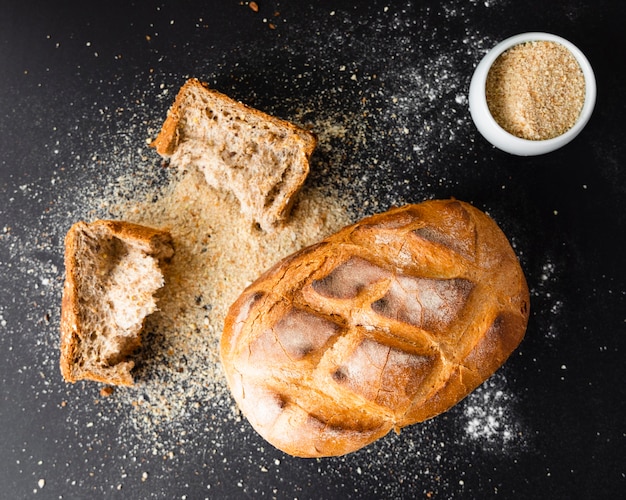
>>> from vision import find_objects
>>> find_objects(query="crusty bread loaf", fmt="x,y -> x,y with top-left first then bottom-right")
60,220 -> 174,386
221,199 -> 530,457
151,78 -> 317,231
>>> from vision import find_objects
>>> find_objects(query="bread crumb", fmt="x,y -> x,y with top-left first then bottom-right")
100,386 -> 115,398
486,40 -> 585,140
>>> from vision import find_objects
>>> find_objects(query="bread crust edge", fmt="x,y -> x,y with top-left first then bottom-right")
59,220 -> 173,386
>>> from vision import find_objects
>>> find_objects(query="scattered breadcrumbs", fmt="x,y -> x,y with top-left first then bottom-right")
110,168 -> 351,426
485,40 -> 586,140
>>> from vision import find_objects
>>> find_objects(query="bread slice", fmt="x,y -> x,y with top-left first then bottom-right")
60,220 -> 174,386
151,78 -> 317,231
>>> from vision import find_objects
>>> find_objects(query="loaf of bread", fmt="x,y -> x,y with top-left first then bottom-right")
60,220 -> 174,386
221,199 -> 529,457
151,78 -> 317,231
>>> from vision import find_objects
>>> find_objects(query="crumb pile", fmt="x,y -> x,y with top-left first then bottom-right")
486,40 -> 586,140
111,168 -> 352,429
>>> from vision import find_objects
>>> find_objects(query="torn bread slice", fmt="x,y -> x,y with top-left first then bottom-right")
151,78 -> 317,231
60,220 -> 174,386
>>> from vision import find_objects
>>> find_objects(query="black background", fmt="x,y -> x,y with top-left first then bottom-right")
1,1 -> 625,499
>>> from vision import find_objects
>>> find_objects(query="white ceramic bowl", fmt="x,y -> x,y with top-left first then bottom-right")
468,32 -> 596,156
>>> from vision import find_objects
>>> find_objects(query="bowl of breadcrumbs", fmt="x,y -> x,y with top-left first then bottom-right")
469,32 -> 596,156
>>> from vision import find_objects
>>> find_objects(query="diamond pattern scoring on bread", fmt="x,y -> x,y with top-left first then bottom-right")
221,199 -> 530,457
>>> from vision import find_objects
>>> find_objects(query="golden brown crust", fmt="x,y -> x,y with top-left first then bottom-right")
60,220 -> 174,386
221,199 -> 530,457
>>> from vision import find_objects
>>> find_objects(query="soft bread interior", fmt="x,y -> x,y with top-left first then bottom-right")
65,222 -> 170,384
152,79 -> 316,231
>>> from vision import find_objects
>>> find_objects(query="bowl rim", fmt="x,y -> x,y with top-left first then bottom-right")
468,32 -> 597,156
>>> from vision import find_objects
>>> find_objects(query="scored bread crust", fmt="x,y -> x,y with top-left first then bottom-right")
221,199 -> 530,457
151,78 -> 317,231
60,220 -> 174,386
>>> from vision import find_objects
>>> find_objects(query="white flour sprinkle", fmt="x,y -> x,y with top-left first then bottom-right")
531,259 -> 564,341
461,374 -> 526,453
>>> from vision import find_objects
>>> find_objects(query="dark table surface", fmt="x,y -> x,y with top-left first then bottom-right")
1,1 -> 625,498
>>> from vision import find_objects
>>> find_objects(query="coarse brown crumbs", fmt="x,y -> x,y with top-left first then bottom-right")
485,40 -> 586,141
109,167 -> 351,428
100,386 -> 115,398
